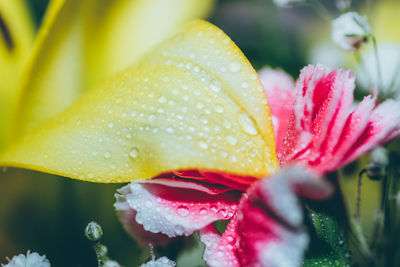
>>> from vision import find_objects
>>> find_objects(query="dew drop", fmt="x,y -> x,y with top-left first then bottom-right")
229,61 -> 241,73
158,96 -> 167,103
218,209 -> 227,217
148,114 -> 156,121
177,206 -> 190,217
129,148 -> 139,159
197,140 -> 208,150
214,105 -> 224,113
200,208 -> 207,215
238,112 -> 259,135
210,79 -> 222,92
226,135 -> 238,145
104,152 -> 111,159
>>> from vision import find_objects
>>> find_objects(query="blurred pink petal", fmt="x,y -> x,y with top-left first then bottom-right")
259,67 -> 295,152
199,167 -> 333,267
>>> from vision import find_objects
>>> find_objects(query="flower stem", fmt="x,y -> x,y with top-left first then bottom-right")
371,35 -> 383,91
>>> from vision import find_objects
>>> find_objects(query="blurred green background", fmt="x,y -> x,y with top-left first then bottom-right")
0,0 -> 395,266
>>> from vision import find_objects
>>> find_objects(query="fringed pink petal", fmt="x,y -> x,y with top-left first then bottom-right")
340,99 -> 400,166
275,64 -> 400,173
172,170 -> 257,191
259,68 -> 296,151
199,167 -> 333,267
279,65 -> 356,167
319,95 -> 376,172
114,178 -> 241,241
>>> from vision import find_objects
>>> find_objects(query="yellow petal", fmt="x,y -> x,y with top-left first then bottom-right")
14,0 -> 214,137
0,0 -> 34,150
85,0 -> 215,89
0,20 -> 278,183
14,0 -> 87,137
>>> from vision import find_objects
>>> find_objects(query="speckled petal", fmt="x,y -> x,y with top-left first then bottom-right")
115,178 -> 241,240
276,64 -> 400,173
199,167 -> 333,267
0,20 -> 278,183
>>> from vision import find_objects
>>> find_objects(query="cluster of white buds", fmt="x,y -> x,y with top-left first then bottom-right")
2,251 -> 50,267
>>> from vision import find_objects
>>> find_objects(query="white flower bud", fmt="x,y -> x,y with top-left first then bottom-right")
357,42 -> 400,98
2,251 -> 50,267
140,256 -> 176,267
85,221 -> 103,241
273,0 -> 304,7
103,260 -> 121,267
331,12 -> 370,51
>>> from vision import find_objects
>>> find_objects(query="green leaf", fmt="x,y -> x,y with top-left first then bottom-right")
303,183 -> 352,267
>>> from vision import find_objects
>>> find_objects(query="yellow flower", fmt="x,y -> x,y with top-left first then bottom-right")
0,19 -> 278,182
0,0 -> 214,151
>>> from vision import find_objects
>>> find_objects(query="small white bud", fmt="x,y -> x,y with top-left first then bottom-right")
273,0 -> 304,7
85,221 -> 103,241
103,260 -> 121,267
2,251 -> 50,267
140,256 -> 176,267
331,12 -> 370,51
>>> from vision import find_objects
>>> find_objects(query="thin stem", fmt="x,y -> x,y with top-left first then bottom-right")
349,169 -> 373,260
371,35 -> 383,92
355,169 -> 367,221
351,217 -> 373,259
94,242 -> 104,267
308,0 -> 333,21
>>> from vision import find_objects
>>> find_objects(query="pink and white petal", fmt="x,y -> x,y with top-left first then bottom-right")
258,67 -> 295,147
318,95 -> 376,172
115,195 -> 172,246
340,99 -> 400,166
114,179 -> 241,239
200,222 -> 240,267
199,167 -> 333,267
172,170 -> 257,191
279,65 -> 356,167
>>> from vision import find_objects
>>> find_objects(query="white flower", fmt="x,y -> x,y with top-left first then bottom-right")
140,257 -> 176,267
273,0 -> 304,7
357,42 -> 400,98
2,251 -> 50,267
332,12 -> 370,51
103,260 -> 121,267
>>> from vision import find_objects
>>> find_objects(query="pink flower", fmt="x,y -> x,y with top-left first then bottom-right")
260,65 -> 400,173
115,64 -> 400,266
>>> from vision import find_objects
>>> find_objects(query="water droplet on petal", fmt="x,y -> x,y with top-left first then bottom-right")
210,79 -> 222,92
238,112 -> 259,136
129,148 -> 139,159
229,61 -> 241,73
177,206 -> 190,217
214,105 -> 224,113
158,96 -> 167,103
200,208 -> 207,215
218,209 -> 227,218
197,140 -> 208,150
226,135 -> 237,145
